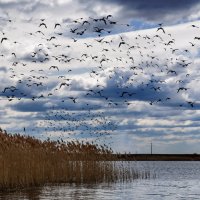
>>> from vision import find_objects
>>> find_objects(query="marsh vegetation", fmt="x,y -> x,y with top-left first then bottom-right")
0,128 -> 147,191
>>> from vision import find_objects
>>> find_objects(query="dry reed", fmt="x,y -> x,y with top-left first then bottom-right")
0,128 -> 147,191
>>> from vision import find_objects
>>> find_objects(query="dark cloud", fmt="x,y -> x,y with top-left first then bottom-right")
11,100 -> 49,112
99,0 -> 199,11
1,0 -> 200,25
0,66 -> 7,73
0,1 -> 49,13
81,0 -> 200,24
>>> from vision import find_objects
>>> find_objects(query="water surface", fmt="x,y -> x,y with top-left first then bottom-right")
1,161 -> 200,200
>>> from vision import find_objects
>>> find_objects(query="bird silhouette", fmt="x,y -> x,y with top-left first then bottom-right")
49,66 -> 59,71
177,87 -> 189,93
59,83 -> 71,89
157,27 -> 165,33
54,23 -> 61,29
1,37 -> 8,43
39,23 -> 47,28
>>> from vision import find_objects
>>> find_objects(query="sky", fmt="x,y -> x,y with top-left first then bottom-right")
1,0 -> 200,153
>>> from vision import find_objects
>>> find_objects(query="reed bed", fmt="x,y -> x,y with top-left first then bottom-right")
0,128 -> 147,191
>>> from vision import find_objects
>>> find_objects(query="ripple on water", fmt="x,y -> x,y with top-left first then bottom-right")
0,161 -> 200,200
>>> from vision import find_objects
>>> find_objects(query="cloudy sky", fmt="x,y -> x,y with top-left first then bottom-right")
1,0 -> 200,153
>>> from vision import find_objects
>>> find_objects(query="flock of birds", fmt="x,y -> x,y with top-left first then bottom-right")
0,15 -> 198,141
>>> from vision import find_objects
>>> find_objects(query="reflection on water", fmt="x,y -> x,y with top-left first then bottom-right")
0,187 -> 42,200
1,161 -> 200,200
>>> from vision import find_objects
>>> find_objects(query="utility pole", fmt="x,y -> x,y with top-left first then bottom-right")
151,141 -> 152,155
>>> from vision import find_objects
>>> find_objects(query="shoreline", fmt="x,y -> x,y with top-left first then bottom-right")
113,154 -> 200,161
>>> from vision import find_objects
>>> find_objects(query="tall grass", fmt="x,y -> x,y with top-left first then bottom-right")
0,128 -> 147,191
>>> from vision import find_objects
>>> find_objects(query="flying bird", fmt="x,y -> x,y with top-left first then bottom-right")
157,27 -> 165,33
49,66 -> 59,71
59,83 -> 71,89
177,87 -> 189,93
54,23 -> 61,29
39,23 -> 47,28
1,37 -> 8,43
69,97 -> 77,103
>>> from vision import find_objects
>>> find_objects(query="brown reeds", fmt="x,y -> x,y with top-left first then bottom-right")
0,128 -> 146,191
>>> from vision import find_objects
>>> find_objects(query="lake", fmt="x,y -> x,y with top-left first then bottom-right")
1,161 -> 200,200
